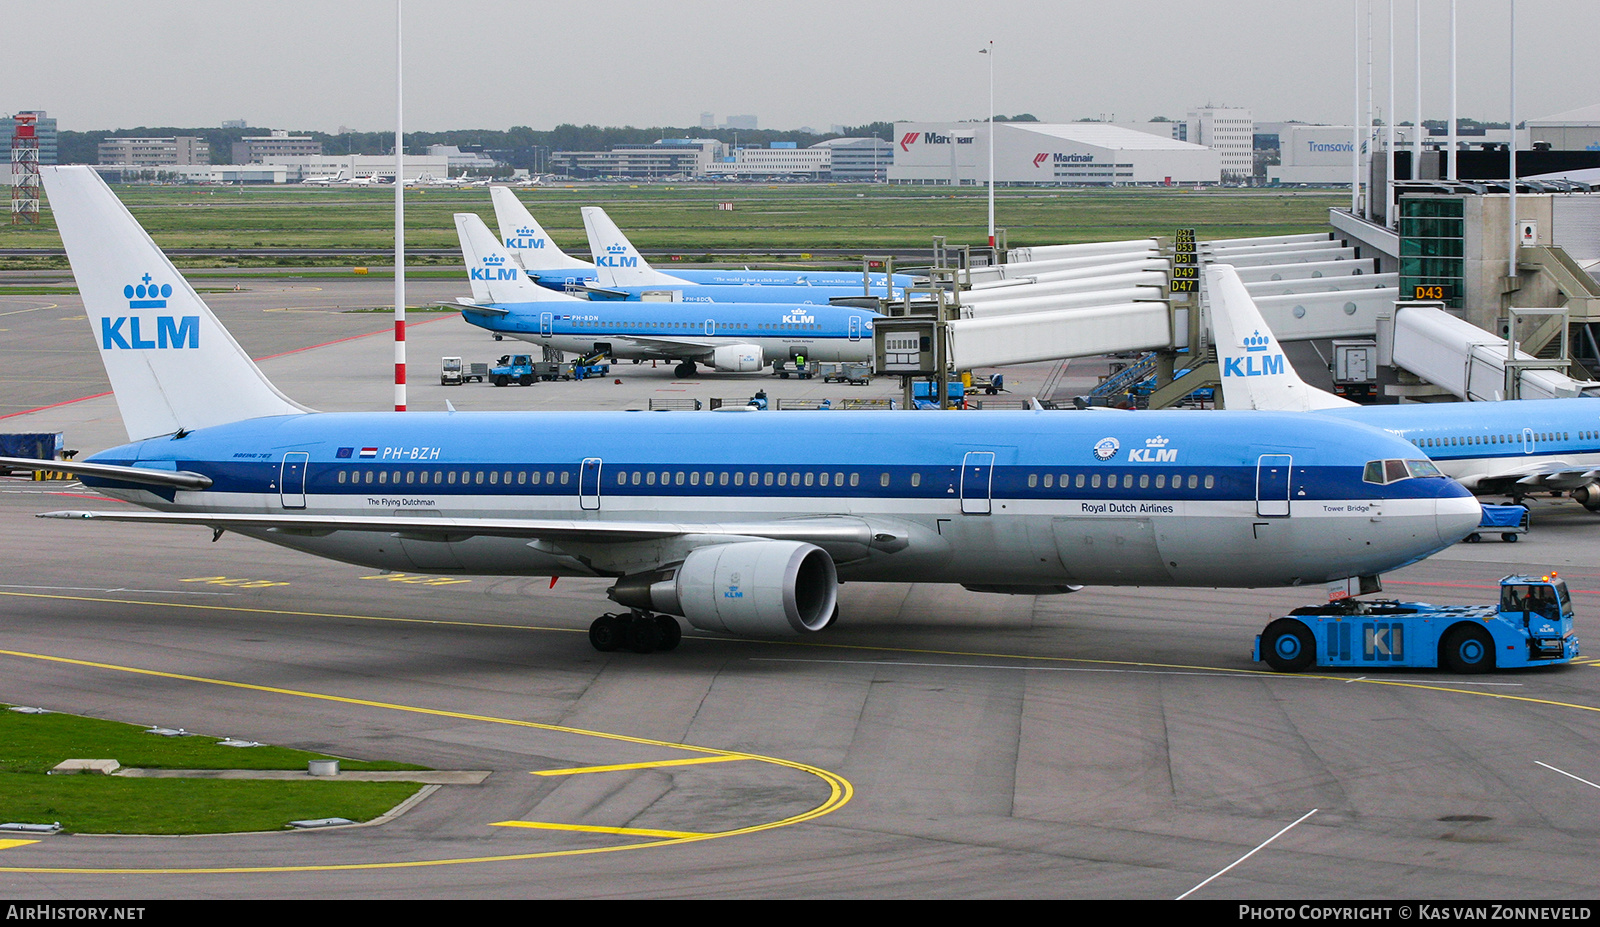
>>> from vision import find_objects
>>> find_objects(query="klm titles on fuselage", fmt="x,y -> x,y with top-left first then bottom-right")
782,312 -> 816,324
102,275 -> 199,350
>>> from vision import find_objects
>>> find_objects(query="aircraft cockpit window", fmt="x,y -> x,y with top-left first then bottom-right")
1365,458 -> 1444,484
1405,459 -> 1443,479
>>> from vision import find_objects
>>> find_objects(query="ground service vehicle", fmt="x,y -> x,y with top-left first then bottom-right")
441,357 -> 463,386
1256,574 -> 1580,673
1465,504 -> 1529,543
490,354 -> 537,386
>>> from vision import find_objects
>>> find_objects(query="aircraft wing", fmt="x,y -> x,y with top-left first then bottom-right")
1462,460 -> 1600,493
0,457 -> 213,490
616,335 -> 719,354
36,510 -> 893,568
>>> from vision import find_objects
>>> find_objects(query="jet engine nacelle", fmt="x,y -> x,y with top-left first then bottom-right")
1572,482 -> 1600,512
609,540 -> 837,636
711,343 -> 764,373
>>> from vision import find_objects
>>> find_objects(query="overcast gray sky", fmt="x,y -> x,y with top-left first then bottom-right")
13,0 -> 1596,134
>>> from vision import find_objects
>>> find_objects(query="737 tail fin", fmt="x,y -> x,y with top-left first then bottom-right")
488,186 -> 593,272
1206,263 -> 1355,411
42,166 -> 310,442
455,212 -> 582,304
580,206 -> 691,288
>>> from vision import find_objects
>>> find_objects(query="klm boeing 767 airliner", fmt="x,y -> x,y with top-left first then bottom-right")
0,168 -> 1481,654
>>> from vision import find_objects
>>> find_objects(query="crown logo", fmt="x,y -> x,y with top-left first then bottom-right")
123,273 -> 170,309
1145,435 -> 1169,448
515,226 -> 536,237
1244,330 -> 1271,352
605,243 -> 628,254
482,254 -> 506,267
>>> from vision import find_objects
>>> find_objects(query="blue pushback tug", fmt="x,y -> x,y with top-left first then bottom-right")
1256,574 -> 1580,673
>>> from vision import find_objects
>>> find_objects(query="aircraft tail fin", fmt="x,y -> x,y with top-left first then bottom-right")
42,166 -> 311,443
455,212 -> 582,305
488,186 -> 593,272
1206,263 -> 1356,411
580,206 -> 690,287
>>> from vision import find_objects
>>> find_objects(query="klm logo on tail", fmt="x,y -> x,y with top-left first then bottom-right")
596,242 -> 637,269
102,273 -> 199,350
504,226 -> 547,250
471,254 -> 519,281
1223,330 -> 1285,378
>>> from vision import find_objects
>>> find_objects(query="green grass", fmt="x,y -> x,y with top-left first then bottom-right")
0,707 -> 428,835
0,182 -> 1346,268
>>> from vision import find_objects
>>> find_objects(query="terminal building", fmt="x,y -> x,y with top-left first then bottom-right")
97,136 -> 211,166
231,130 -> 321,164
887,121 -> 1220,186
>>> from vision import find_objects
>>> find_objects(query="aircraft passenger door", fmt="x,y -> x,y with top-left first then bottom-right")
848,316 -> 862,341
540,312 -> 553,338
705,319 -> 715,336
1256,454 -> 1292,517
279,452 -> 309,510
960,451 -> 996,515
1523,427 -> 1536,454
579,457 -> 602,511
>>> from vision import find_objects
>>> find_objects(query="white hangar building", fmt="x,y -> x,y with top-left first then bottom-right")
888,121 -> 1221,186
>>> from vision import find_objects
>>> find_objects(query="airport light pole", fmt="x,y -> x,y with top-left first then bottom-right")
981,42 -> 994,249
394,0 -> 407,412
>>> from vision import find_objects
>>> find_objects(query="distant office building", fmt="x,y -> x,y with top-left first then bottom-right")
98,137 -> 210,166
1185,106 -> 1254,180
813,137 -> 893,181
221,119 -> 248,129
700,112 -> 716,130
1,111 -> 57,164
723,115 -> 758,131
232,130 -> 321,164
890,121 -> 1219,186
551,138 -> 726,180
706,144 -> 830,180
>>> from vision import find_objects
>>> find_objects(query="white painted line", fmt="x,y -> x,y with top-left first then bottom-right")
1536,761 -> 1600,791
1177,808 -> 1318,900
751,657 -> 1524,685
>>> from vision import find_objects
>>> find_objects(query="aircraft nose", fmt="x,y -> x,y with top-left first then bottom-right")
1436,483 -> 1484,546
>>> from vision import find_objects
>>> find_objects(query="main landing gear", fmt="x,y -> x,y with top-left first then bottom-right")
589,611 -> 683,654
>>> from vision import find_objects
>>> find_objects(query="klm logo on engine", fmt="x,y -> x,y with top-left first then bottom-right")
504,227 -> 546,250
102,274 -> 199,350
1128,435 -> 1178,463
471,254 -> 519,281
1223,330 -> 1285,378
595,242 -> 637,268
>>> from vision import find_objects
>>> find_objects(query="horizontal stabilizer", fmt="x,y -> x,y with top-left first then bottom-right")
0,456 -> 213,490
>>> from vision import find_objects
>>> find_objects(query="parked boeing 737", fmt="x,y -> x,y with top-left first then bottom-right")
1,168 -> 1480,655
1208,262 -> 1600,508
488,187 -> 909,293
457,213 -> 878,376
